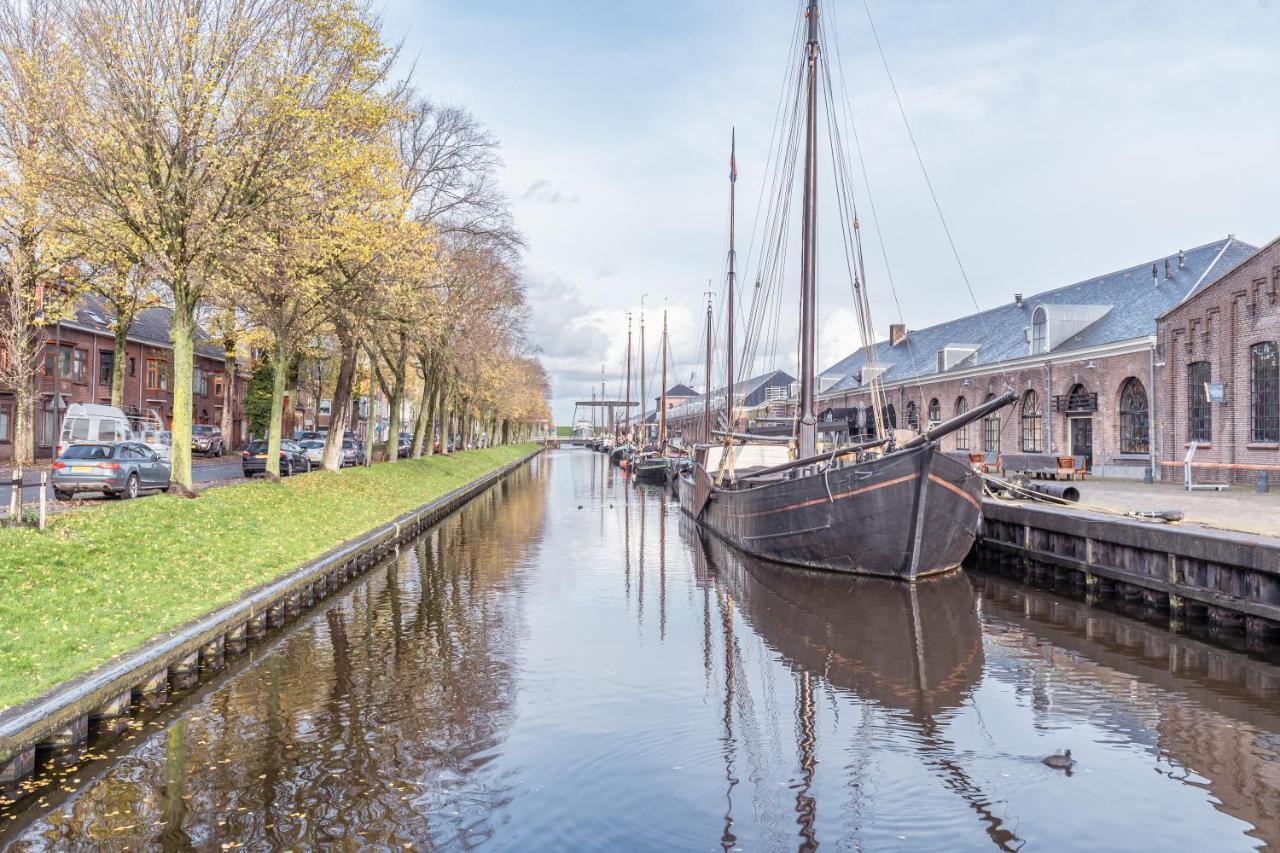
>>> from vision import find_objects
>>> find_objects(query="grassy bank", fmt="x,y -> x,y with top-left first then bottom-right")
0,444 -> 536,711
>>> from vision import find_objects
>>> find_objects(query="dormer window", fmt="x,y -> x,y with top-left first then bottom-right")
1031,306 -> 1047,354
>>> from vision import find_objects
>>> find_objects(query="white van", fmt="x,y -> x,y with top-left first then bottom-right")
57,403 -> 134,456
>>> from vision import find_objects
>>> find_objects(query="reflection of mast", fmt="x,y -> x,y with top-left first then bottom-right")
659,489 -> 667,641
624,483 -> 632,602
637,487 -> 646,623
795,671 -> 819,852
717,589 -> 739,852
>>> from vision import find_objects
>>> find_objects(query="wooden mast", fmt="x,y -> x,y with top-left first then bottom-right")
704,295 -> 712,443
659,310 -> 668,448
798,0 -> 820,458
726,130 -> 737,437
624,313 -> 632,443
639,298 -> 646,447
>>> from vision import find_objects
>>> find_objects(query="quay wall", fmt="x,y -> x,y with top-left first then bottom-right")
0,447 -> 541,788
976,499 -> 1280,639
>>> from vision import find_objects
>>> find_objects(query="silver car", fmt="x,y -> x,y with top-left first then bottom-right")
51,442 -> 172,500
298,439 -> 325,465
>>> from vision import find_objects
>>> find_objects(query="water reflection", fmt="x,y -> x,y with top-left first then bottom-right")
4,451 -> 1280,851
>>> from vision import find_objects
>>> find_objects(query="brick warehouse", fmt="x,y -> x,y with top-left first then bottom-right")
814,236 -> 1258,478
1156,234 -> 1280,485
0,295 -> 249,462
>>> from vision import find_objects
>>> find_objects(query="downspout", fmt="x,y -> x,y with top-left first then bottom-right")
1044,360 -> 1053,453
1148,340 -> 1158,481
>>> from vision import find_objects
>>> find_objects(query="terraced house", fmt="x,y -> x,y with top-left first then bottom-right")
816,236 -> 1259,479
0,296 -> 249,461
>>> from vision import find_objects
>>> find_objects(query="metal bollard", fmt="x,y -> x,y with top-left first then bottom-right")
38,471 -> 47,529
1258,471 -> 1270,494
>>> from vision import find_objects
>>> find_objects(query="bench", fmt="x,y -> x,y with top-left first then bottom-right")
1000,453 -> 1087,480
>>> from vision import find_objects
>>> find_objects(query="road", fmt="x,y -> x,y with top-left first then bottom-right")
0,456 -> 245,508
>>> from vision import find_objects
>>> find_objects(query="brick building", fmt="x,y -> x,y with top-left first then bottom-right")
0,295 -> 249,461
1155,234 -> 1280,485
814,236 -> 1256,478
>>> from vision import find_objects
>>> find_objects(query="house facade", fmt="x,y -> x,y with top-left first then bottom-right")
1155,235 -> 1280,485
814,237 -> 1258,478
0,296 -> 249,461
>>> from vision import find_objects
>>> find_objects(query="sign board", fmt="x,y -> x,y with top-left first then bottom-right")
1206,382 -> 1226,404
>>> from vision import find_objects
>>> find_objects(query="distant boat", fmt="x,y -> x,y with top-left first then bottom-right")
675,0 -> 1014,580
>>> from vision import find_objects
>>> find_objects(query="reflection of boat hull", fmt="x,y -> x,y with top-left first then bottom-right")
693,529 -> 983,715
676,444 -> 982,580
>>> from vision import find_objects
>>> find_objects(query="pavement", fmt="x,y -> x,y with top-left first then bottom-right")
0,456 -> 246,510
1032,478 -> 1280,538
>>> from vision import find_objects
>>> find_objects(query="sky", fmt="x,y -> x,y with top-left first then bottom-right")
379,0 -> 1280,425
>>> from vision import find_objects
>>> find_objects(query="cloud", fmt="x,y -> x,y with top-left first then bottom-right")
520,179 -> 579,205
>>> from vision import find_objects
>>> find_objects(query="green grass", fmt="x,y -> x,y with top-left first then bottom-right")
0,444 -> 536,711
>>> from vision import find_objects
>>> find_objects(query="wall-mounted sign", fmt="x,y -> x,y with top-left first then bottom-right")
1206,382 -> 1226,404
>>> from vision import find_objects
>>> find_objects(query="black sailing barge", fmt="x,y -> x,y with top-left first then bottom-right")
675,0 -> 1015,580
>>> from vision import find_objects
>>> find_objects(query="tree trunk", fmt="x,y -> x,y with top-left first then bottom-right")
266,340 -> 290,480
411,377 -> 431,459
321,337 -> 357,471
11,383 -> 33,468
220,340 -> 236,451
363,347 -> 377,465
110,322 -> 129,408
383,362 -> 406,463
169,302 -> 197,496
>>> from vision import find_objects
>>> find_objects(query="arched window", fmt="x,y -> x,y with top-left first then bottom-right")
1020,390 -> 1042,452
1031,306 -> 1048,354
884,403 -> 897,431
927,398 -> 941,428
1251,342 -> 1279,443
1187,361 -> 1212,443
905,400 -> 919,431
1119,378 -> 1149,454
863,405 -> 876,437
955,397 -> 970,450
982,393 -> 1001,453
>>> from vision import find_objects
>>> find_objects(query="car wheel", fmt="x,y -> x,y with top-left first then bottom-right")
123,473 -> 139,500
53,489 -> 72,501
284,460 -> 293,477
160,484 -> 171,493
243,470 -> 255,478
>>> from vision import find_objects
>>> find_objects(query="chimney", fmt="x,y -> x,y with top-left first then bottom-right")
1151,263 -> 1159,285
1014,292 -> 1024,308
1164,258 -> 1172,279
889,323 -> 907,346
1178,249 -> 1185,270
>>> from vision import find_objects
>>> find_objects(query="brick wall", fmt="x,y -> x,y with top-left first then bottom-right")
1156,237 -> 1280,485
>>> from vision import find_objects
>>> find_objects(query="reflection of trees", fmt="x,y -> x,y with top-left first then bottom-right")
12,463 -> 546,849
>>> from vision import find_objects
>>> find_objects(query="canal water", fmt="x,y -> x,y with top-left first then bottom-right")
4,449 -> 1280,850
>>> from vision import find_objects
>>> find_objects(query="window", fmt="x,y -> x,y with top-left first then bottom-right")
955,397 -> 970,450
883,404 -> 896,431
1118,377 -> 1150,454
1251,342 -> 1279,443
193,367 -> 209,396
98,420 -> 117,442
1187,361 -> 1212,443
983,394 -> 1001,453
1020,391 -> 1042,452
38,405 -> 56,447
1031,307 -> 1047,354
862,405 -> 875,436
927,398 -> 941,428
44,346 -> 86,383
98,351 -> 113,386
905,400 -> 919,431
146,358 -> 169,392
214,374 -> 225,398
129,356 -> 136,377
0,402 -> 10,442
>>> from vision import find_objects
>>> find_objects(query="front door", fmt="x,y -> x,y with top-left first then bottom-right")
1070,418 -> 1093,472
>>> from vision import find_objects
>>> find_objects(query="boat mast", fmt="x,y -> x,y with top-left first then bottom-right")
726,130 -> 737,436
797,0 -> 820,458
659,310 -> 668,448
601,367 -> 607,438
704,294 -> 712,443
624,313 -> 633,442
639,297 -> 646,447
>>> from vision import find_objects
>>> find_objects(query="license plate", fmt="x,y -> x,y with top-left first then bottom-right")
254,454 -> 267,459
71,465 -> 93,473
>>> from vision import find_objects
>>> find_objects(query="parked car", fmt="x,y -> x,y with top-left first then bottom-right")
57,403 -> 133,458
341,438 -> 365,467
241,439 -> 312,477
191,424 -> 224,457
51,442 -> 170,500
298,439 -> 325,466
294,430 -> 324,442
398,432 -> 412,458
139,428 -> 173,461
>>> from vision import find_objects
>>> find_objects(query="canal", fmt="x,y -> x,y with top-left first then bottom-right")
3,448 -> 1280,850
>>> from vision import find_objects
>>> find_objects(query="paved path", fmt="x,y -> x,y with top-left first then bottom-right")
1,457 -> 245,509
1064,478 -> 1280,538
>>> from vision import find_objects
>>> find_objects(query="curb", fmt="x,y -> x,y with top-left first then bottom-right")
0,447 -> 541,786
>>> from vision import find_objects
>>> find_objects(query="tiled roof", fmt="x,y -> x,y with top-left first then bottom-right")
70,294 -> 231,362
665,383 -> 697,398
820,237 -> 1257,396
666,369 -> 796,420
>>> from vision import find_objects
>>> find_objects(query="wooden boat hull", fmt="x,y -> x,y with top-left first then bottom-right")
632,458 -> 670,482
675,443 -> 982,580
